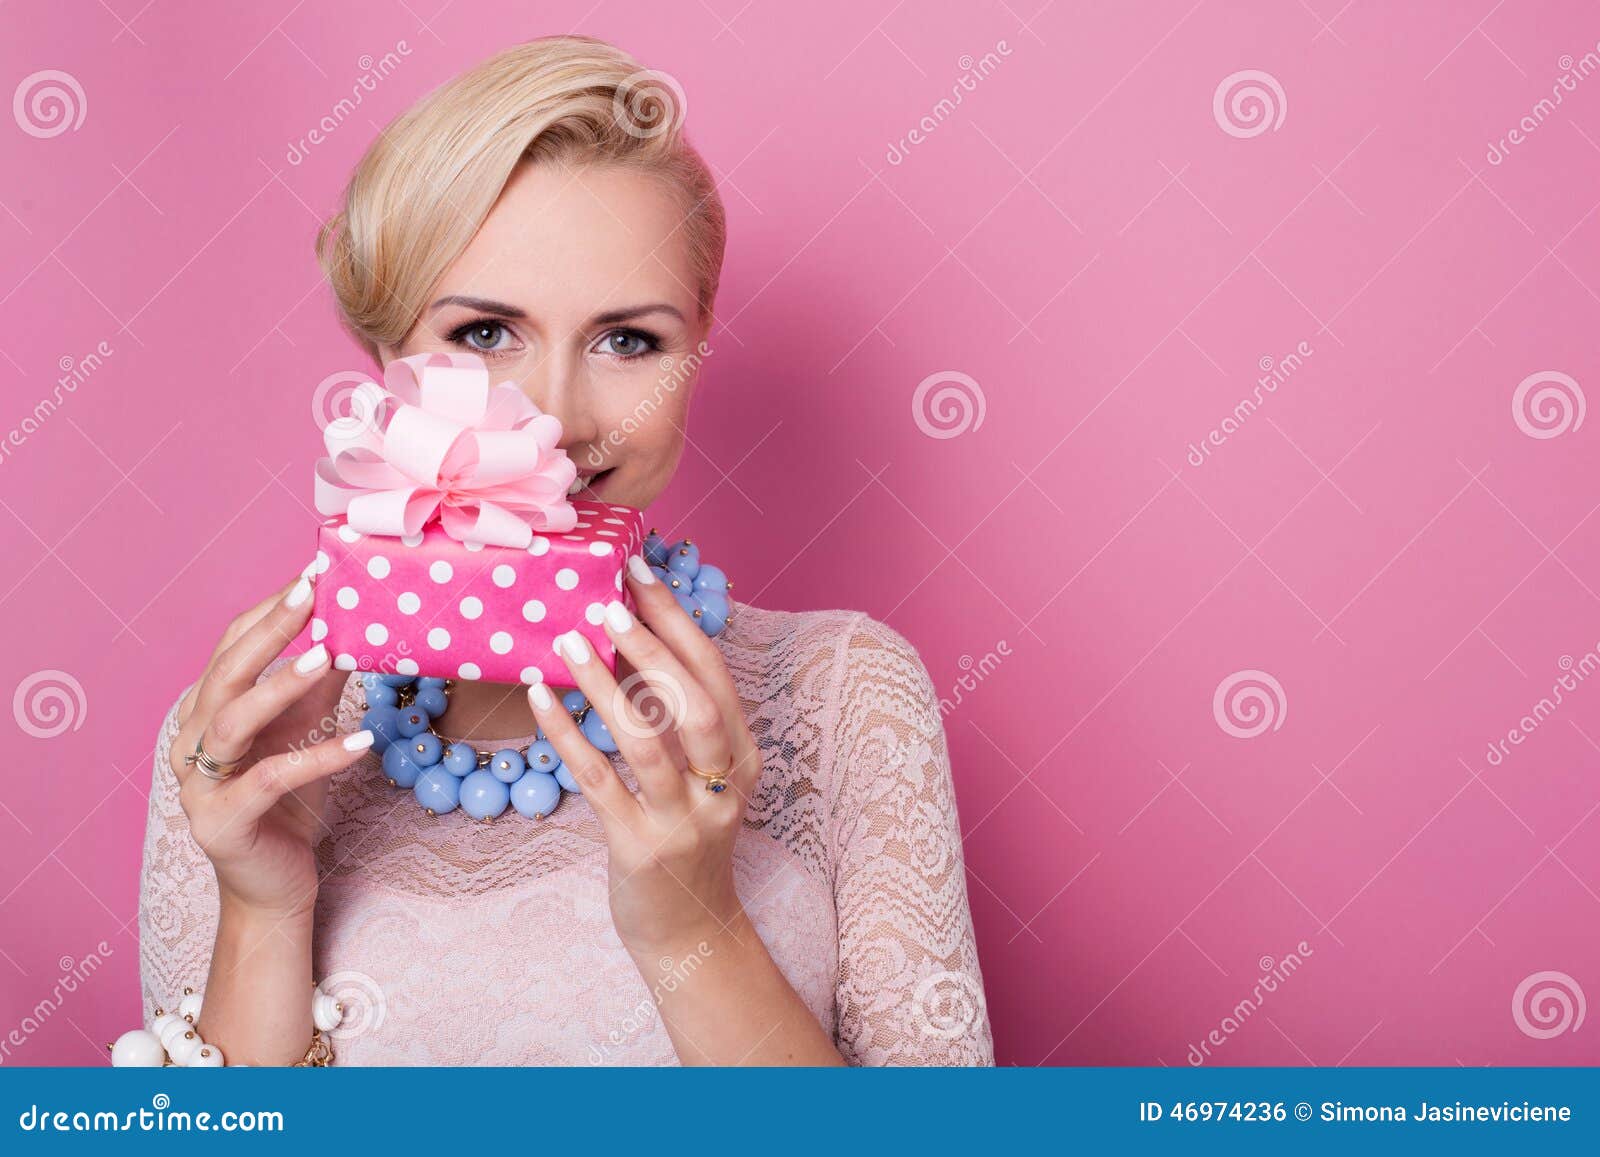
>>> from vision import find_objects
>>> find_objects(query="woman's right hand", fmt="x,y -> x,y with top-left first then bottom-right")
170,570 -> 373,921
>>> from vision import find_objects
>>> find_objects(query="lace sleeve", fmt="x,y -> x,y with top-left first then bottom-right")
824,614 -> 994,1065
136,654 -> 320,1023
136,682 -> 221,1025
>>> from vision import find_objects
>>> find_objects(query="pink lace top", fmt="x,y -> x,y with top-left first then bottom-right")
138,603 -> 993,1065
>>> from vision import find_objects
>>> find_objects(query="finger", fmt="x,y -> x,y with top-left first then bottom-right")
525,680 -> 640,833
188,643 -> 337,779
223,727 -> 376,830
192,572 -> 319,723
178,576 -> 300,725
599,603 -> 733,782
625,556 -> 740,716
553,630 -> 688,813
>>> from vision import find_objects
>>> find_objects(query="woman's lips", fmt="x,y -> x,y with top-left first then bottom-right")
567,469 -> 612,497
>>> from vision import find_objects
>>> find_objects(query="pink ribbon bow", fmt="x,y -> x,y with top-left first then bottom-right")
313,352 -> 578,547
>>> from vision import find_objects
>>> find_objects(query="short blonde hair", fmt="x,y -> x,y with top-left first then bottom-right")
317,35 -> 726,360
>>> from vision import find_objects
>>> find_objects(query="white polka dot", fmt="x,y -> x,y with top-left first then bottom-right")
522,599 -> 546,623
314,550 -> 331,575
562,534 -> 583,541
597,530 -> 619,538
429,560 -> 453,583
458,662 -> 481,680
310,617 -> 328,641
464,541 -> 485,553
427,628 -> 451,650
555,568 -> 579,590
459,596 -> 483,620
489,631 -> 514,654
615,572 -> 623,591
520,666 -> 544,685
604,518 -> 624,525
589,541 -> 614,556
396,658 -> 419,676
367,556 -> 391,579
492,564 -> 517,587
528,536 -> 551,556
397,592 -> 420,615
365,623 -> 388,645
585,602 -> 606,625
401,533 -> 423,548
334,653 -> 358,671
575,521 -> 591,528
336,586 -> 359,610
337,525 -> 362,544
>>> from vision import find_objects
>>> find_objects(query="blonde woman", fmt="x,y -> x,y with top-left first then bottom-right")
139,35 -> 991,1066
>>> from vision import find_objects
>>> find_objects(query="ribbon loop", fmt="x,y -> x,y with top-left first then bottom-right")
313,353 -> 577,547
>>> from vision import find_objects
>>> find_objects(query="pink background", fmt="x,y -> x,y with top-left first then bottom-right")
2,0 -> 1598,1066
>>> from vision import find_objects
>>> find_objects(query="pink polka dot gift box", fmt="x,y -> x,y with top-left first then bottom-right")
306,352 -> 643,684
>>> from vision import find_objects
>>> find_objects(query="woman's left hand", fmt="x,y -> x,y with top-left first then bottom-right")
528,555 -> 761,962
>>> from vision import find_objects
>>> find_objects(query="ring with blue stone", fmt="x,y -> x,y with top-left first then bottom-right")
686,759 -> 732,795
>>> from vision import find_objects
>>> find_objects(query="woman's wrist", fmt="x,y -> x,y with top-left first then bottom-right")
621,904 -> 755,973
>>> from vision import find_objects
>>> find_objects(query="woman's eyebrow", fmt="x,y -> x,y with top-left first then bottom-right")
428,295 -> 527,318
590,304 -> 684,325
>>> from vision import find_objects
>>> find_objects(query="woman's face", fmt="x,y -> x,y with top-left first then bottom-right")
380,160 -> 708,510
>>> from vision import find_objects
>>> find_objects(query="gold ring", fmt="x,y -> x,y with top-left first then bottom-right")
685,759 -> 732,795
185,738 -> 245,781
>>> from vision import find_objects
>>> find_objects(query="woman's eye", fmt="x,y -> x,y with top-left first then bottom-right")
596,329 -> 656,359
453,321 -> 513,352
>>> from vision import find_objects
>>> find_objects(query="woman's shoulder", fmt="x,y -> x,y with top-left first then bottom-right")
720,601 -> 935,703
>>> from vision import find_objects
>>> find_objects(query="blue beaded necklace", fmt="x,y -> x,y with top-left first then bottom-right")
356,533 -> 729,822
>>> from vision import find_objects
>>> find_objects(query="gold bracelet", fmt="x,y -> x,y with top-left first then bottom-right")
291,1026 -> 335,1067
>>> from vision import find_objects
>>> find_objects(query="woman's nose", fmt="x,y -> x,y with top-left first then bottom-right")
502,364 -> 593,448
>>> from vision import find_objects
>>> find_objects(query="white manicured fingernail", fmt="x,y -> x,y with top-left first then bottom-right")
528,682 -> 553,711
559,631 -> 592,664
604,601 -> 633,633
285,576 -> 312,608
627,555 -> 656,584
342,729 -> 375,752
294,644 -> 329,675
